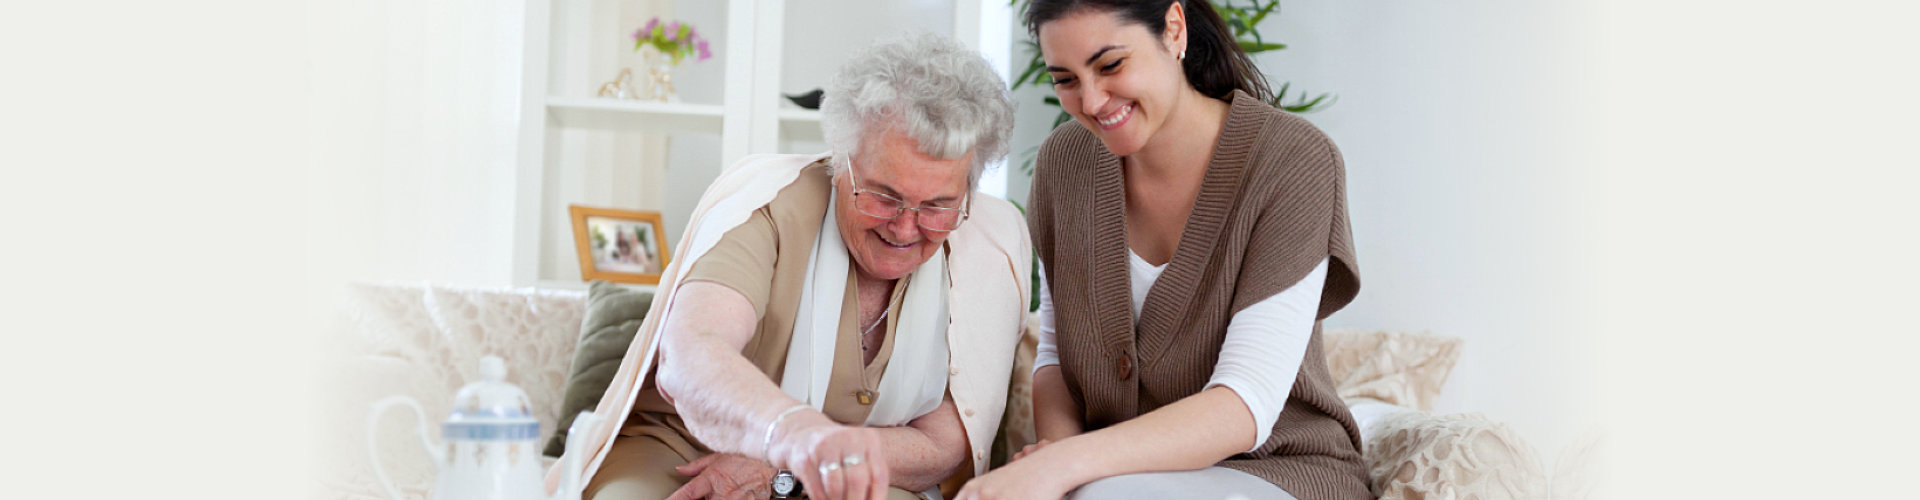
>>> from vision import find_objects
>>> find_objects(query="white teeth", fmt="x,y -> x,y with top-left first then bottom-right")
1098,104 -> 1131,127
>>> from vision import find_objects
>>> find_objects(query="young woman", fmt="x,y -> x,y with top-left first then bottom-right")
958,1 -> 1366,499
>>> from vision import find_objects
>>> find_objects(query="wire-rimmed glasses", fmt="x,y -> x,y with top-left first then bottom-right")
845,154 -> 970,232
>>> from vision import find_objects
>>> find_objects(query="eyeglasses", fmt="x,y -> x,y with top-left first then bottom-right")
845,154 -> 970,232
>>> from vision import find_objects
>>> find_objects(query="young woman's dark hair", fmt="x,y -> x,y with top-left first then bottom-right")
1025,0 -> 1273,103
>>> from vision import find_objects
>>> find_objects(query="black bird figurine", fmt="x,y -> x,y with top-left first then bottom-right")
784,88 -> 824,110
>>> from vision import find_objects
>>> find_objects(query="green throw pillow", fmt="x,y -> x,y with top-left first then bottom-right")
544,280 -> 653,457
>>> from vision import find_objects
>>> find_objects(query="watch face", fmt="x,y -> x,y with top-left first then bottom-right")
773,473 -> 796,495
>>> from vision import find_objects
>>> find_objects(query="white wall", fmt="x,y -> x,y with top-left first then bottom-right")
1003,0 -> 1605,464
310,0 -> 529,287
1256,0 -> 1605,464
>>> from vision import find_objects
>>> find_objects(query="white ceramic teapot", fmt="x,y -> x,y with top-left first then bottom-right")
368,355 -> 601,500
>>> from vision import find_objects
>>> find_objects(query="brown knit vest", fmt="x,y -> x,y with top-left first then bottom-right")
1027,91 -> 1370,500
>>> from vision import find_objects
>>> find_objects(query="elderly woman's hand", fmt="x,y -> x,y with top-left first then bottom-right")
666,453 -> 774,500
769,412 -> 892,500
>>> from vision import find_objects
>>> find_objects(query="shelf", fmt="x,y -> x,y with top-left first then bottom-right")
547,97 -> 725,134
544,97 -> 822,142
779,108 -> 824,143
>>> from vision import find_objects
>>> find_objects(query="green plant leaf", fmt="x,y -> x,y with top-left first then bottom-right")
1014,59 -> 1045,90
1248,0 -> 1279,28
1239,40 -> 1288,53
1275,92 -> 1334,113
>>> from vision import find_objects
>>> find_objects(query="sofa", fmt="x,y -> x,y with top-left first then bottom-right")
317,282 -> 1573,500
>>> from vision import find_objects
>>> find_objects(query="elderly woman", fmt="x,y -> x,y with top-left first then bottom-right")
545,33 -> 1028,500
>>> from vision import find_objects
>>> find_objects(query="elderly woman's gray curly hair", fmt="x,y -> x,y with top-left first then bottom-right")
821,32 -> 1015,192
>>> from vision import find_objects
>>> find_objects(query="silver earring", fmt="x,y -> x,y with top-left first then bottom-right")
1178,49 -> 1186,60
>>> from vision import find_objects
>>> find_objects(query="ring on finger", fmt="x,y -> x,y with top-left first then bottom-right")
819,461 -> 843,474
841,454 -> 864,467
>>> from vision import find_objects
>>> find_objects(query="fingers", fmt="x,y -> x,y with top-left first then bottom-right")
839,453 -> 872,500
794,453 -> 828,500
1012,444 -> 1036,462
1012,438 -> 1055,462
675,453 -> 721,477
956,481 -> 984,500
864,441 -> 888,500
866,461 -> 888,500
814,453 -> 885,500
664,473 -> 712,500
817,455 -> 849,500
776,422 -> 896,500
717,482 -> 759,500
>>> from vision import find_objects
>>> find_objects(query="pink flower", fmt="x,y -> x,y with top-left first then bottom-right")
665,21 -> 681,41
642,18 -> 659,36
696,39 -> 711,61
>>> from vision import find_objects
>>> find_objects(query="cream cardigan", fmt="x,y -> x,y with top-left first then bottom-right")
545,152 -> 1032,493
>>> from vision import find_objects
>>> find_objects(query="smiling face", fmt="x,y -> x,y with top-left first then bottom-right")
833,125 -> 973,282
1038,6 -> 1190,158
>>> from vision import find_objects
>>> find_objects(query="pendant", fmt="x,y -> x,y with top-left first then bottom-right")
854,390 -> 875,405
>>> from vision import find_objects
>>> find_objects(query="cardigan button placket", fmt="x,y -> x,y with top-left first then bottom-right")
1117,352 -> 1133,379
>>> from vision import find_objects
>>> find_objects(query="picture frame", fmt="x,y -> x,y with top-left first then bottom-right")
569,205 -> 670,284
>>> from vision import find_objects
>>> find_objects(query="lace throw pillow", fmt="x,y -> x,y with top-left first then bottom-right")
1321,329 -> 1462,411
1361,409 -> 1548,500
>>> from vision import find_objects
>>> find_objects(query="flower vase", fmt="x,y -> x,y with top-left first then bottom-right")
640,46 -> 679,103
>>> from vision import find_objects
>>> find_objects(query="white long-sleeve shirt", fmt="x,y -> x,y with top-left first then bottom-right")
1035,254 -> 1329,452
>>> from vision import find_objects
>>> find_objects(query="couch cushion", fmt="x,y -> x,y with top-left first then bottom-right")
545,281 -> 653,457
1351,399 -> 1547,500
1322,329 -> 1463,411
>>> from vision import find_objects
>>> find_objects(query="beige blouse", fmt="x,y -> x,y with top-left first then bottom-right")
621,161 -> 913,460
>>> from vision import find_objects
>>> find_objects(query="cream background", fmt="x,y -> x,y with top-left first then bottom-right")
1,0 -> 1916,498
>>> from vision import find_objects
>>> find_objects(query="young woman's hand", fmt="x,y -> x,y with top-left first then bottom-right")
1008,439 -> 1053,462
954,445 -> 1074,500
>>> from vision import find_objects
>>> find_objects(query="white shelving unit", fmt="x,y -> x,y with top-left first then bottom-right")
510,0 -> 1010,288
546,97 -> 727,134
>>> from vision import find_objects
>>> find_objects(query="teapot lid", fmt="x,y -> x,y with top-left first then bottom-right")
444,355 -> 541,441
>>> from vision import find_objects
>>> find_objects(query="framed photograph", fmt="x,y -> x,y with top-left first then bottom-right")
569,205 -> 670,284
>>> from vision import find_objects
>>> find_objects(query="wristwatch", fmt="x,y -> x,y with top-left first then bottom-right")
771,469 -> 804,498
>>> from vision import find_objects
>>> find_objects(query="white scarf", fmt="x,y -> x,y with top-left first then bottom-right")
779,193 -> 950,426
